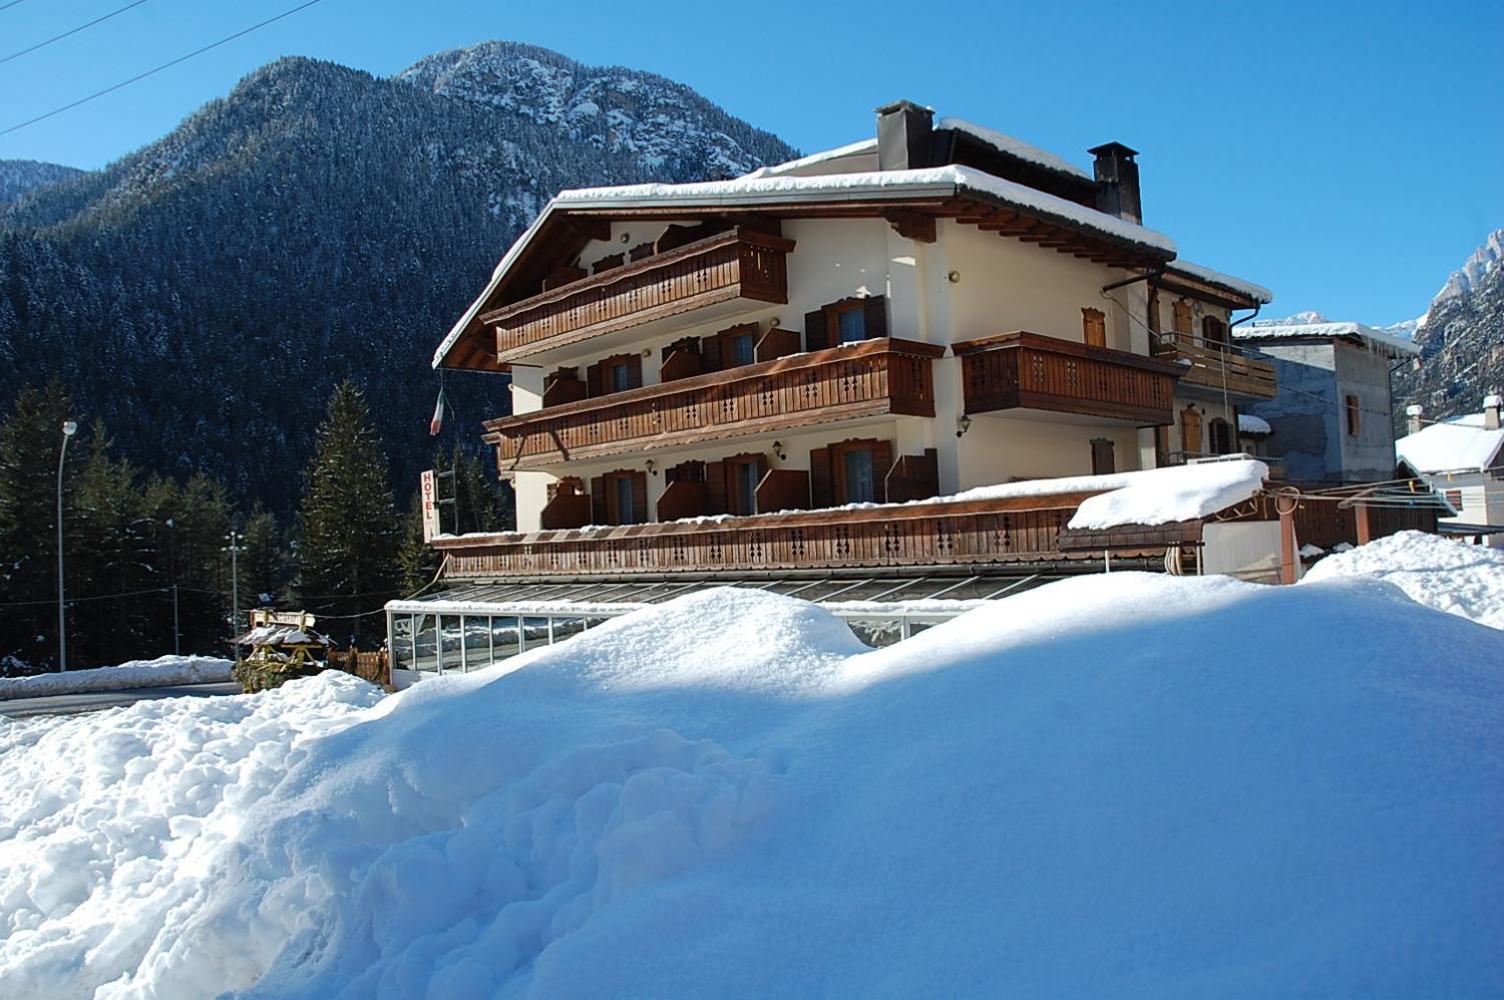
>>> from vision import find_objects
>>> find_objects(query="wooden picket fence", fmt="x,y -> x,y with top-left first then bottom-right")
327,646 -> 391,688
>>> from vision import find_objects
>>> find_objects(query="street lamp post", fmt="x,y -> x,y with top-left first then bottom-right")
225,529 -> 243,659
57,419 -> 77,672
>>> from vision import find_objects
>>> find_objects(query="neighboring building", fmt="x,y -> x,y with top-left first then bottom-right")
1232,321 -> 1419,483
388,101 -> 1432,682
1396,395 -> 1504,546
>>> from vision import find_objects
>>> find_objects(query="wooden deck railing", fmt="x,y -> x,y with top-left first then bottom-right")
434,491 -> 1127,579
953,331 -> 1182,424
481,228 -> 794,362
485,338 -> 946,470
1171,340 -> 1278,399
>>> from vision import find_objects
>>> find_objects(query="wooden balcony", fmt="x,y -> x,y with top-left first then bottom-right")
434,491 -> 1129,580
1167,340 -> 1278,399
954,331 -> 1182,424
481,228 -> 794,363
485,337 -> 946,470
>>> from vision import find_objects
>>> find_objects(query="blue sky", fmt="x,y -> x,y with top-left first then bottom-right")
1,0 -> 1499,324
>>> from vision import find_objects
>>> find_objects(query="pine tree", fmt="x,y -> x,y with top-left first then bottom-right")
295,381 -> 400,646
240,506 -> 291,609
0,381 -> 79,671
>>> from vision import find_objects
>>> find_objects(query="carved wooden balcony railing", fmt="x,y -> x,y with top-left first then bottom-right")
484,338 -> 946,470
433,491 -> 1123,579
481,228 -> 795,363
954,331 -> 1182,424
1166,339 -> 1278,399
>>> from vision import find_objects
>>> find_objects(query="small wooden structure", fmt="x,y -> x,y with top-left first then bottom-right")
229,610 -> 335,691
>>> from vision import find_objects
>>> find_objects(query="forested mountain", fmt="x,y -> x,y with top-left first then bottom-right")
0,159 -> 82,204
0,42 -> 794,515
1392,230 -> 1504,425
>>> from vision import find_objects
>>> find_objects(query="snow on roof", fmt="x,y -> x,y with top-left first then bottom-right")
1165,259 -> 1274,305
935,116 -> 1092,181
1396,412 -> 1504,474
1233,320 -> 1419,357
1238,414 -> 1272,436
434,165 -> 1178,367
740,138 -> 878,179
1066,458 -> 1268,531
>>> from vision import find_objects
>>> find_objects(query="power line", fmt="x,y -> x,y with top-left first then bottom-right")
0,0 -> 324,138
0,0 -> 149,66
0,0 -> 31,14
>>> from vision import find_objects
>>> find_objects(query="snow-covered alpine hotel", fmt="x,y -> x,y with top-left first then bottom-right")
387,102 -> 1435,679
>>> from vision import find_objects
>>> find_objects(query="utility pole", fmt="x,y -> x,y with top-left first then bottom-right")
224,529 -> 244,659
167,517 -> 179,656
56,419 -> 77,672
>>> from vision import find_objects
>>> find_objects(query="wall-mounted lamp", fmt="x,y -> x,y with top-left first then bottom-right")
646,459 -> 657,476
947,270 -> 962,284
641,347 -> 651,357
620,232 -> 631,244
955,414 -> 973,439
769,316 -> 781,328
772,440 -> 787,461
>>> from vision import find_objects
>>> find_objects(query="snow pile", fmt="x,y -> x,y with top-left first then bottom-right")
935,116 -> 1092,180
2,579 -> 1502,997
1165,259 -> 1274,304
0,656 -> 233,699
1067,458 -> 1268,529
0,674 -> 385,998
1303,530 -> 1504,629
1237,412 -> 1272,436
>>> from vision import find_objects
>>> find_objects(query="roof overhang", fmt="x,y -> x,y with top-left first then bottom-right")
433,165 -> 1180,371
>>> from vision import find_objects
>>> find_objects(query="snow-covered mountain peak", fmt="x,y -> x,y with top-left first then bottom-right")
1432,228 -> 1503,306
395,41 -> 792,181
1250,310 -> 1330,327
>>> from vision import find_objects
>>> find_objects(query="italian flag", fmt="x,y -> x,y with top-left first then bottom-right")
429,387 -> 447,437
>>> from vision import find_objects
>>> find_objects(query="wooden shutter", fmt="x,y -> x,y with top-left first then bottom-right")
625,354 -> 643,389
1147,289 -> 1160,334
809,446 -> 833,507
590,476 -> 606,524
1090,438 -> 1115,475
1082,308 -> 1107,348
862,296 -> 888,340
872,439 -> 894,503
1181,407 -> 1202,455
586,362 -> 603,397
705,459 -> 728,515
700,334 -> 722,372
631,472 -> 648,524
1173,300 -> 1192,341
592,252 -> 624,274
804,309 -> 828,351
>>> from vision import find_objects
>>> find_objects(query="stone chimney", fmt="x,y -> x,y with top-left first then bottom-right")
875,100 -> 933,172
1088,142 -> 1142,223
1406,404 -> 1424,435
1485,394 -> 1502,431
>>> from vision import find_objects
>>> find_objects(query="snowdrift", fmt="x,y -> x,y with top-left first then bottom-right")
0,655 -> 233,699
1,578 -> 1501,998
1303,529 -> 1504,629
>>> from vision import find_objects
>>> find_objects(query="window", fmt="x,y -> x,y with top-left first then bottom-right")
1082,308 -> 1107,348
804,296 -> 887,350
610,361 -> 633,392
1202,315 -> 1228,351
1208,418 -> 1234,455
593,469 -> 648,525
836,303 -> 867,344
730,330 -> 757,366
587,353 -> 642,396
1345,394 -> 1361,437
614,475 -> 636,522
843,448 -> 876,503
735,460 -> 761,514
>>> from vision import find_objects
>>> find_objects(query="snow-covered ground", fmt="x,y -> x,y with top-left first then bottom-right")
0,656 -> 233,699
1,570 -> 1501,998
1303,530 -> 1504,629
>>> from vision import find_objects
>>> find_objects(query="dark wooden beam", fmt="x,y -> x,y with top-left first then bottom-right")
884,210 -> 937,243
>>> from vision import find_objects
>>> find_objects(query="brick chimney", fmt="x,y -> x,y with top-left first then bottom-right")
1088,142 -> 1142,223
1405,404 -> 1424,435
875,100 -> 933,172
1485,394 -> 1502,431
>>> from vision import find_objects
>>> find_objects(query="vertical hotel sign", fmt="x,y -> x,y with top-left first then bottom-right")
420,470 -> 441,542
